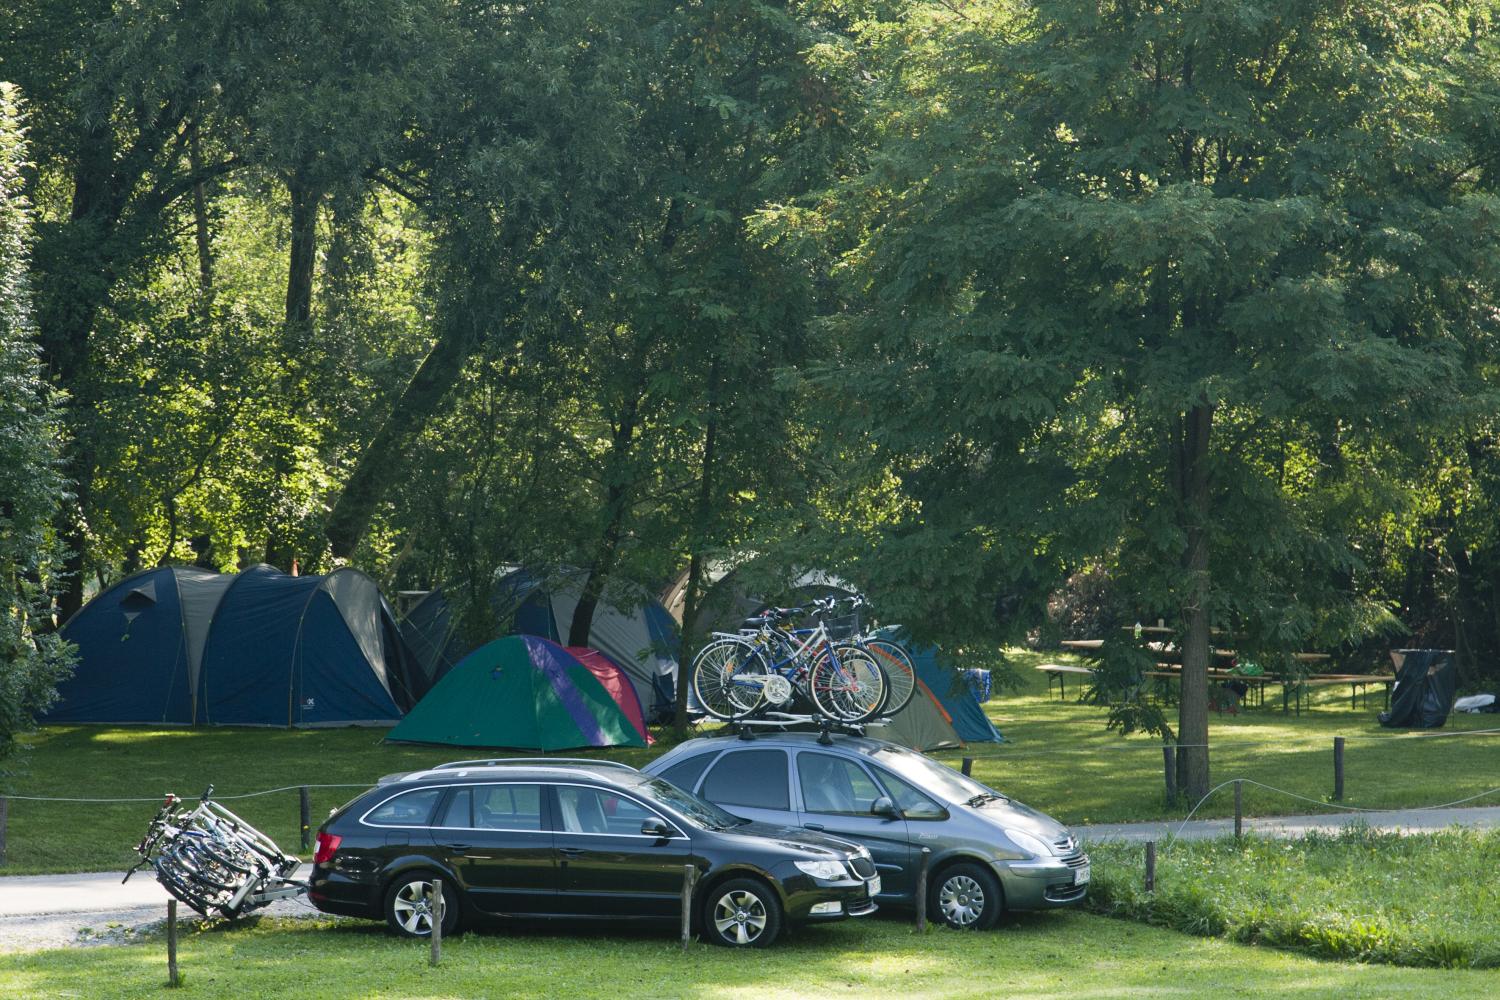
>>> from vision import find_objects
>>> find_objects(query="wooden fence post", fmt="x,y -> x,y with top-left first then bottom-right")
299,786 -> 312,851
166,899 -> 180,987
1234,780 -> 1243,840
1162,745 -> 1176,804
429,878 -> 443,967
1333,737 -> 1345,802
961,757 -> 973,777
680,864 -> 698,949
1144,841 -> 1156,892
914,847 -> 931,932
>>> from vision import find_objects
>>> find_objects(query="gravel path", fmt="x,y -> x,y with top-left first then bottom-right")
0,865 -> 327,954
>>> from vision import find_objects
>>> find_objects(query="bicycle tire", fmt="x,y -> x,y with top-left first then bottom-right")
692,638 -> 771,721
808,648 -> 886,723
860,639 -> 917,716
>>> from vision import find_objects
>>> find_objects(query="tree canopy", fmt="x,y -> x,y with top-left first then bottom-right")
2,0 -> 1499,762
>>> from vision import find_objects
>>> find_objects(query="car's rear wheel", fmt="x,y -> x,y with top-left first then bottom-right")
930,862 -> 1001,930
383,870 -> 461,938
702,877 -> 782,948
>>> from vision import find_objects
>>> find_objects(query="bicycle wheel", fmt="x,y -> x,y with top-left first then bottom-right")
860,639 -> 916,716
692,638 -> 771,721
808,648 -> 886,723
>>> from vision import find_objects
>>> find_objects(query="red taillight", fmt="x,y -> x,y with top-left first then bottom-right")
313,832 -> 342,864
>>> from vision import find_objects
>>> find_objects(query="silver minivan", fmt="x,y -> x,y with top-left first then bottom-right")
644,732 -> 1088,930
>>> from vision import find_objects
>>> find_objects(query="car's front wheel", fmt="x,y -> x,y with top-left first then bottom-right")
383,870 -> 461,938
930,862 -> 1001,930
702,877 -> 783,948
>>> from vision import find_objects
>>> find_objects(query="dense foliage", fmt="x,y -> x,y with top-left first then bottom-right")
1,1 -> 1499,759
0,83 -> 71,774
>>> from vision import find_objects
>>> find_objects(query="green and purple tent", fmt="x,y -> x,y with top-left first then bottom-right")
384,636 -> 646,750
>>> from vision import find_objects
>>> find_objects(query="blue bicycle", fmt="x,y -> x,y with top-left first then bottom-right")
691,598 -> 887,723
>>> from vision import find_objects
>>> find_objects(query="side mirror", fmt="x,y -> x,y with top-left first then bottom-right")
641,818 -> 674,839
871,796 -> 899,819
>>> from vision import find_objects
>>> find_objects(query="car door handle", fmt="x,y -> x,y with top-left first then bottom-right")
559,847 -> 585,857
440,843 -> 471,852
802,823 -> 825,832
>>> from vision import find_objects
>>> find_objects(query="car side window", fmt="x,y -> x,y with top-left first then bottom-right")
475,784 -> 543,831
876,769 -> 946,820
700,750 -> 790,811
797,752 -> 883,815
658,752 -> 718,793
364,787 -> 444,827
435,787 -> 472,828
556,786 -> 658,835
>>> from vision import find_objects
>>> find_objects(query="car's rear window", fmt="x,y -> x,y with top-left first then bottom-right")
701,749 -> 789,811
364,787 -> 443,827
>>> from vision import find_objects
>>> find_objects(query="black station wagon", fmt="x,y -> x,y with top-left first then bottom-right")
308,759 -> 879,947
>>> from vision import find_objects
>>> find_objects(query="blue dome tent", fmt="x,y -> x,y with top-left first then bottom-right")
48,564 -> 423,727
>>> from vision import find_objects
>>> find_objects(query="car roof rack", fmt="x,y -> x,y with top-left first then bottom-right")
430,758 -> 638,772
726,715 -> 875,745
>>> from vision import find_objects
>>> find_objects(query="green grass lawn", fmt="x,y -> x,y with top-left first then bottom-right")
1087,827 -> 1500,968
4,911 -> 1499,999
936,648 -> 1500,826
3,647 -> 1497,873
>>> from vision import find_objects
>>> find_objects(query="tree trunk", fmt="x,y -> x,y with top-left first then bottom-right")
189,126 -> 214,297
263,176 -> 321,569
567,407 -> 638,647
1177,403 -> 1213,802
325,312 -> 483,558
673,362 -> 720,736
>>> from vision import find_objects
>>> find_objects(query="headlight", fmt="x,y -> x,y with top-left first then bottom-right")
794,860 -> 849,880
1004,829 -> 1053,859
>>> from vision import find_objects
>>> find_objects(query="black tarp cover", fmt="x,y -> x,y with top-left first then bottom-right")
1378,649 -> 1458,729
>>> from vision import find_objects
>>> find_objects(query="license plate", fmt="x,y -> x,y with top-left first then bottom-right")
1074,863 -> 1090,886
867,875 -> 882,897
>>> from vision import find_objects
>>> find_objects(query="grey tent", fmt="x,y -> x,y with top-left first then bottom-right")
866,678 -> 964,751
662,561 -> 862,640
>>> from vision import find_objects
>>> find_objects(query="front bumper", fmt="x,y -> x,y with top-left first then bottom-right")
773,865 -> 881,922
992,852 -> 1090,910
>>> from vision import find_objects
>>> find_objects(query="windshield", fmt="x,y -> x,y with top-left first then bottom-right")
871,746 -> 1004,803
634,777 -> 746,832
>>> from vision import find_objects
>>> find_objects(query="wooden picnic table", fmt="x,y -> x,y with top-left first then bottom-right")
1059,638 -> 1330,663
1037,663 -> 1393,714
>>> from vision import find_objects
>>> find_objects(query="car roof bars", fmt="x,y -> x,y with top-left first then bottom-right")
726,715 -> 873,744
431,758 -> 639,771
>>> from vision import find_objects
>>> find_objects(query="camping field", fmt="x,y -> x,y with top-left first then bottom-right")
5,648 -> 1500,874
6,650 -> 1500,994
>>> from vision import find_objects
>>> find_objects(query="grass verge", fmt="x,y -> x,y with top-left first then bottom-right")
1087,826 -> 1500,968
4,911 -> 1499,999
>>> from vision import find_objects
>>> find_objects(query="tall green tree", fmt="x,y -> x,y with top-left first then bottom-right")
0,83 -> 72,771
800,0 -> 1500,798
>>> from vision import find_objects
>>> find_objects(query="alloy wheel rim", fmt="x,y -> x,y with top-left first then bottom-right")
392,880 -> 435,935
938,875 -> 985,927
713,890 -> 768,945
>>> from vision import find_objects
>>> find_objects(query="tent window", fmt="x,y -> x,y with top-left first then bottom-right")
364,788 -> 444,827
658,752 -> 718,794
797,752 -> 882,816
701,750 -> 789,811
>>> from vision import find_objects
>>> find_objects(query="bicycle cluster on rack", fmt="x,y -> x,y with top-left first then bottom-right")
124,786 -> 306,919
691,595 -> 918,726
